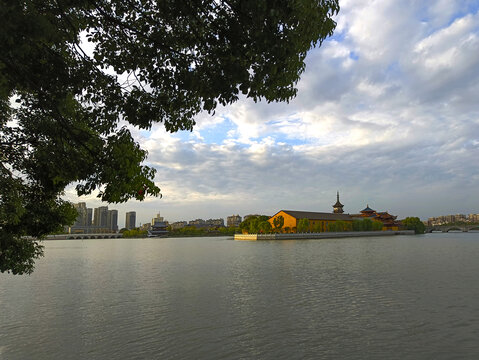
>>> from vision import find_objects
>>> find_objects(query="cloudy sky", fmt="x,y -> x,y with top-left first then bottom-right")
66,0 -> 479,227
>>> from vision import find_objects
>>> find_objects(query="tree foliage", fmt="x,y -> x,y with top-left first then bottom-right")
239,215 -> 270,234
297,218 -> 310,233
402,217 -> 425,234
272,215 -> 285,232
312,222 -> 322,233
122,228 -> 148,238
327,220 -> 352,232
372,220 -> 384,231
258,220 -> 272,234
0,0 -> 339,274
351,218 -> 384,232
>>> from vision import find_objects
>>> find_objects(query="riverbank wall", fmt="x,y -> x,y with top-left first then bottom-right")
234,230 -> 415,241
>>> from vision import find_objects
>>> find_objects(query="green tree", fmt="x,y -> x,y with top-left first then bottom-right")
238,220 -> 249,233
297,218 -> 310,233
258,221 -> 272,234
0,0 -> 339,274
312,222 -> 322,233
327,222 -> 337,232
402,217 -> 425,234
361,218 -> 373,231
239,215 -> 271,234
218,226 -> 239,236
273,215 -> 284,233
328,220 -> 352,232
123,228 -> 148,238
352,218 -> 383,232
372,220 -> 383,231
352,220 -> 362,231
239,217 -> 254,233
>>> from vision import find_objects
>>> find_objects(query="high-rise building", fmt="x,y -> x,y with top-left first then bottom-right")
73,202 -> 88,226
151,212 -> 164,227
125,211 -> 136,230
107,210 -> 118,232
86,208 -> 93,226
93,206 -> 109,227
227,215 -> 242,227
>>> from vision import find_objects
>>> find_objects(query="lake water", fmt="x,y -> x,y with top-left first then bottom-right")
1,233 -> 479,359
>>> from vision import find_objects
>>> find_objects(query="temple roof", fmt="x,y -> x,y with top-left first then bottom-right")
333,199 -> 344,207
278,210 -> 352,221
376,212 -> 397,220
361,204 -> 375,212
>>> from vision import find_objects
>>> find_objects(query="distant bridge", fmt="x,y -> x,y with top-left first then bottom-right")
426,225 -> 479,233
45,233 -> 123,240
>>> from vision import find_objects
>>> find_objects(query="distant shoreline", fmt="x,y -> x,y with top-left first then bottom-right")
234,230 -> 415,240
42,233 -> 238,240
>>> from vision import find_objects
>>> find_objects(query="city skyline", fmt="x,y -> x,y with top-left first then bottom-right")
70,199 -> 479,231
64,1 -> 479,225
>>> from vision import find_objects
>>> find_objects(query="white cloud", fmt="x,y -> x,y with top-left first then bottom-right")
66,1 -> 479,225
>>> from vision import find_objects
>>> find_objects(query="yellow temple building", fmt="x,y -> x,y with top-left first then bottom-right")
268,192 -> 352,232
267,193 -> 400,232
268,210 -> 353,233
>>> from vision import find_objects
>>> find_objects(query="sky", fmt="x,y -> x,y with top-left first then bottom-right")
65,0 -> 479,228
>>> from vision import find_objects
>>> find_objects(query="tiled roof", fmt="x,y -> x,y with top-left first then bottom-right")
279,210 -> 353,221
361,205 -> 375,212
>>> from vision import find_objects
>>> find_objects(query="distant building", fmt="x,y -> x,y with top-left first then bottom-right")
151,212 -> 165,227
267,194 -> 400,233
107,209 -> 118,232
205,218 -> 225,228
350,204 -> 399,231
125,211 -> 136,230
189,219 -> 206,228
73,202 -> 88,226
93,206 -> 109,227
140,223 -> 151,231
332,191 -> 344,214
149,213 -> 168,237
227,215 -> 242,227
428,213 -> 479,226
69,202 -> 115,234
86,208 -> 93,226
170,221 -> 187,230
268,210 -> 353,233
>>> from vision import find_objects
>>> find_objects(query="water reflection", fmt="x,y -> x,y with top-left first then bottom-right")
1,234 -> 479,359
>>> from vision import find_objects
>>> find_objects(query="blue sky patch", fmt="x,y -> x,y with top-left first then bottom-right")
349,51 -> 359,61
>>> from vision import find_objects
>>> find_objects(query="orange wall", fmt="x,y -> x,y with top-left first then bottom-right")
268,211 -> 297,231
268,212 -> 352,233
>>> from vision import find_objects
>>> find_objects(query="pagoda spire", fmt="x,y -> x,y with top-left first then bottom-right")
332,191 -> 344,214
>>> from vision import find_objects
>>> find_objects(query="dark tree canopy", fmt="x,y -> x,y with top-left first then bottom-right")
402,217 -> 425,234
0,0 -> 339,274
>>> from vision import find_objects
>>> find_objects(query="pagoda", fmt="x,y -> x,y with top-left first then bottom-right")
357,204 -> 399,230
332,191 -> 344,214
360,204 -> 376,217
